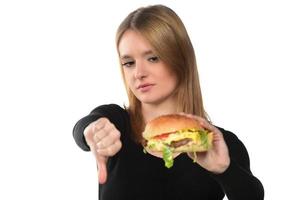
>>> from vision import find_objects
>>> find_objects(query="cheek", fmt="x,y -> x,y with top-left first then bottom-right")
169,77 -> 178,90
161,71 -> 177,88
123,70 -> 134,88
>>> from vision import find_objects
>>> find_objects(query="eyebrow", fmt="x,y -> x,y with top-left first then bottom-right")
120,50 -> 154,59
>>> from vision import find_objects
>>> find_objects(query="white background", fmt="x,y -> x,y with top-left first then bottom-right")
0,0 -> 299,199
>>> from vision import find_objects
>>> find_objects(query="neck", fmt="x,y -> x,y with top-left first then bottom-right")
141,97 -> 177,124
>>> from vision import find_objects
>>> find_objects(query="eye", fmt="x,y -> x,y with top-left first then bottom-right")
148,56 -> 159,63
122,61 -> 135,67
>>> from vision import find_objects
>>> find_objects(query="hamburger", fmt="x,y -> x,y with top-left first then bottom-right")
142,114 -> 213,168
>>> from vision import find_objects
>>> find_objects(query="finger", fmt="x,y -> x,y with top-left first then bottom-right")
93,130 -> 108,143
212,131 -> 225,143
97,140 -> 122,157
198,119 -> 216,132
92,118 -> 107,132
96,156 -> 108,184
90,146 -> 108,184
93,120 -> 114,142
177,113 -> 209,128
176,113 -> 217,133
96,130 -> 120,149
102,121 -> 117,133
84,122 -> 101,146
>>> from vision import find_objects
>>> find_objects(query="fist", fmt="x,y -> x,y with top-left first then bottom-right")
84,117 -> 122,183
84,117 -> 122,156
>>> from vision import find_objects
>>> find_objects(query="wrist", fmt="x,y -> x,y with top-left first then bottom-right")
210,158 -> 231,174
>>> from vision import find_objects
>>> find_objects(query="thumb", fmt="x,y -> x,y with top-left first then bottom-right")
96,156 -> 108,184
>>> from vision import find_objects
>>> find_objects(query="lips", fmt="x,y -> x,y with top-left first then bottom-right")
137,83 -> 154,89
137,83 -> 155,92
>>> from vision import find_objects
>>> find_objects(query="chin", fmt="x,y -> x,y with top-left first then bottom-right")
139,97 -> 161,104
134,90 -> 175,105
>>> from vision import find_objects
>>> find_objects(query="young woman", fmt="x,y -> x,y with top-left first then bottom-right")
73,5 -> 264,200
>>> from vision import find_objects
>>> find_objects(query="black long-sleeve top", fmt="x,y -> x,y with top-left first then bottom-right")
73,104 -> 264,200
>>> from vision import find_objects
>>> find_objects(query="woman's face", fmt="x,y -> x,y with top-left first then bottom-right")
118,30 -> 178,105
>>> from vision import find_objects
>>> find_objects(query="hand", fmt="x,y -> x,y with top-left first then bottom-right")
84,118 -> 122,184
179,113 -> 230,174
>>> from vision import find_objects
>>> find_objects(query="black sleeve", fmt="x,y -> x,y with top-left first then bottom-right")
72,104 -> 128,151
211,127 -> 264,200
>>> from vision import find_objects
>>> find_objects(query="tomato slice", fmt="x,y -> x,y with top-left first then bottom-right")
153,131 -> 176,140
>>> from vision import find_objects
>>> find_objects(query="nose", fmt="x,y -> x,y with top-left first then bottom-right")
134,61 -> 147,79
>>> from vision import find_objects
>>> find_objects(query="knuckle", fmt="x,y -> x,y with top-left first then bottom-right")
94,123 -> 102,130
103,125 -> 111,133
113,130 -> 121,139
100,117 -> 109,124
84,124 -> 94,137
107,123 -> 116,132
108,141 -> 122,156
97,127 -> 109,137
96,141 -> 102,148
110,122 -> 116,129
98,138 -> 108,148
93,132 -> 103,142
92,125 -> 101,134
106,146 -> 115,156
116,140 -> 122,150
96,146 -> 107,155
93,133 -> 98,141
94,117 -> 108,129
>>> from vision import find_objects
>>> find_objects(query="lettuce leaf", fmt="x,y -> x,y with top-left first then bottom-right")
162,145 -> 174,168
198,129 -> 209,149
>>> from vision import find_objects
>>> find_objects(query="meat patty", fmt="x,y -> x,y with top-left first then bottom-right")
170,138 -> 192,148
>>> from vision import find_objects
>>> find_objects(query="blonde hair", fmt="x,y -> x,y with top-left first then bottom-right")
116,5 -> 209,143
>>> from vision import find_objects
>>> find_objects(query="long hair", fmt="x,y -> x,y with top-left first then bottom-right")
116,5 -> 209,143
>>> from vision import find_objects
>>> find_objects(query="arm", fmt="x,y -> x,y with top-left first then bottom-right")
73,111 -> 103,151
72,104 -> 127,183
211,128 -> 264,200
181,113 -> 264,199
72,104 -> 127,151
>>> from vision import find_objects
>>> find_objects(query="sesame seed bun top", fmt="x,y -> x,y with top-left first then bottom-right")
142,114 -> 202,140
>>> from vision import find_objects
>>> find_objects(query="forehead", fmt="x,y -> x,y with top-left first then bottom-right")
118,30 -> 154,57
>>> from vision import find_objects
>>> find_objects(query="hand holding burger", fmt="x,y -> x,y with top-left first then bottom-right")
142,113 -> 230,173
